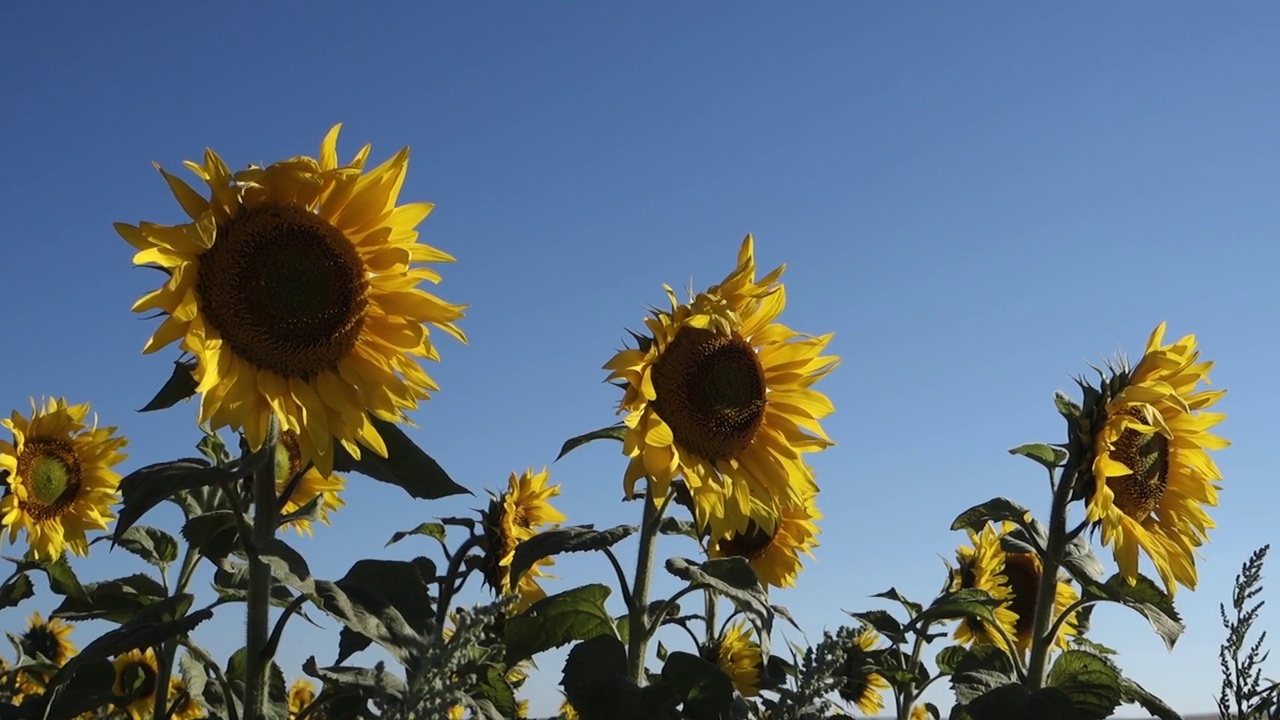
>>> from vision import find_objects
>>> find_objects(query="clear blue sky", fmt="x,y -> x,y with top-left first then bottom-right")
3,2 -> 1279,716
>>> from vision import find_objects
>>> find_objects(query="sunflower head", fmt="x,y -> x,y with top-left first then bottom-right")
605,236 -> 838,538
708,492 -> 820,589
480,468 -> 567,612
706,620 -> 763,698
118,125 -> 467,477
1071,323 -> 1227,594
287,678 -> 317,718
0,398 -> 128,560
112,648 -> 161,720
168,677 -> 205,720
836,626 -> 889,717
275,430 -> 346,535
17,611 -> 75,666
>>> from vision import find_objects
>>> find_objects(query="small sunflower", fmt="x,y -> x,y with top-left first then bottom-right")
709,491 -> 820,589
287,678 -> 316,718
0,398 -> 128,559
17,611 -> 76,666
275,430 -> 346,535
480,468 -> 567,612
837,626 -> 889,717
112,648 -> 161,720
1084,322 -> 1227,594
605,236 -> 839,537
559,699 -> 580,719
951,524 -> 1079,654
118,125 -> 467,477
910,705 -> 930,720
710,619 -> 763,697
168,677 -> 205,720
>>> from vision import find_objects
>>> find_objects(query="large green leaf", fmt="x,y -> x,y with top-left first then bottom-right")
139,359 -> 198,412
1046,650 -> 1123,720
556,424 -> 627,461
505,584 -> 616,663
950,497 -> 1032,534
846,610 -> 905,644
1079,573 -> 1183,649
331,558 -> 437,663
907,588 -> 1002,631
332,416 -> 468,500
509,524 -> 636,585
949,644 -> 1017,705
665,557 -> 771,638
960,683 -> 1074,720
114,454 -> 264,542
560,634 -> 640,720
659,651 -> 736,720
113,525 -> 180,568
50,574 -> 168,623
182,510 -> 240,568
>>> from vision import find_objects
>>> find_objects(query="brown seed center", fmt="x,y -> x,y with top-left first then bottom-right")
651,327 -> 766,460
1108,407 -> 1170,521
16,438 -> 82,521
1003,552 -> 1042,642
196,204 -> 369,379
20,624 -> 67,665
717,522 -> 775,561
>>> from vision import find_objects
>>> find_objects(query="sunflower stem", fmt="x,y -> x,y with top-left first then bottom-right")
1025,462 -> 1076,688
627,489 -> 669,683
244,418 -> 281,720
153,543 -> 202,720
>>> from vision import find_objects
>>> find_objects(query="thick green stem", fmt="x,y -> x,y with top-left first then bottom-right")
244,420 -> 280,720
1025,463 -> 1077,687
897,625 -> 929,720
153,544 -> 202,720
627,491 -> 665,683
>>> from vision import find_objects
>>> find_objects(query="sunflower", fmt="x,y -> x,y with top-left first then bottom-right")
837,626 -> 889,716
910,705 -> 930,720
559,699 -> 580,720
274,429 -> 346,535
17,611 -> 75,666
480,468 -> 567,612
604,236 -> 838,537
0,398 -> 128,559
1084,322 -> 1227,594
951,523 -> 1079,653
118,125 -> 466,477
168,677 -> 205,720
113,648 -> 162,720
287,678 -> 316,719
708,491 -> 820,589
711,620 -> 763,697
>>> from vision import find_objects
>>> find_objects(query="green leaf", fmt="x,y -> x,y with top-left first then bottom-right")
227,647 -> 289,719
950,497 -> 1031,534
471,663 -> 520,719
658,516 -> 699,538
0,572 -> 33,610
182,510 -> 241,567
1119,676 -> 1184,720
846,610 -> 905,644
561,635 -> 638,720
660,651 -> 736,720
1079,572 -> 1183,650
212,563 -> 299,608
139,358 -> 198,411
556,424 -> 627,461
333,415 -> 468,500
907,588 -> 1002,631
509,524 -> 637,585
50,574 -> 168,623
302,656 -> 406,701
1061,533 -> 1106,582
5,554 -> 87,599
331,558 -> 436,664
665,557 -> 771,638
963,683 -> 1075,720
871,587 -> 923,617
1008,443 -> 1068,469
195,427 -> 232,466
114,525 -> 179,567
935,645 -> 967,675
114,455 -> 263,543
384,522 -> 447,547
505,584 -> 616,663
28,657 -> 119,720
950,644 -> 1017,705
1046,649 -> 1123,720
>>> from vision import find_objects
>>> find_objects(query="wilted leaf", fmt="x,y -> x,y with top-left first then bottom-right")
506,584 -> 616,663
666,557 -> 771,639
509,525 -> 637,585
657,516 -> 698,538
302,656 -> 406,701
332,416 -> 468,500
556,424 -> 627,461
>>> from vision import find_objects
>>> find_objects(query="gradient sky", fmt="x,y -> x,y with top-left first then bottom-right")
4,3 -> 1279,717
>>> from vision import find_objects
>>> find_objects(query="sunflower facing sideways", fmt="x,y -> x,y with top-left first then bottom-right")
480,468 -> 568,612
275,429 -> 346,536
0,398 -> 128,560
709,620 -> 763,697
708,491 -> 820,589
117,125 -> 467,477
837,626 -> 890,717
1084,322 -> 1227,594
287,678 -> 317,719
604,236 -> 838,538
14,611 -> 77,696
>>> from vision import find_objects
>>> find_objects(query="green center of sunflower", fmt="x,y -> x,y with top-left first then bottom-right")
196,204 -> 370,380
20,623 -> 66,664
651,327 -> 767,460
1108,408 -> 1171,521
119,658 -> 158,701
717,522 -> 775,560
16,438 -> 82,521
1003,552 -> 1042,643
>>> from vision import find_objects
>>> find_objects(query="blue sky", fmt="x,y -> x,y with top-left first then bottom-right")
3,2 -> 1279,716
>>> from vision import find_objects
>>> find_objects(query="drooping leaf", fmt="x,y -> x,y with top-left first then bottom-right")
331,558 -> 436,663
949,644 -> 1017,705
950,497 -> 1032,534
332,416 -> 468,500
659,651 -> 736,720
31,657 -> 118,720
505,584 -> 615,663
509,525 -> 637,585
0,573 -> 33,610
871,587 -> 923,618
934,645 -> 968,675
846,610 -> 905,644
114,525 -> 180,567
1008,443 -> 1068,470
907,589 -> 1002,631
384,522 -> 447,548
302,656 -> 406,701
114,454 -> 264,542
212,563 -> 298,609
5,554 -> 87,600
1046,649 -> 1124,720
1061,533 -> 1106,583
556,424 -> 627,461
657,516 -> 699,538
665,557 -> 771,638
139,359 -> 199,412
1079,572 -> 1183,650
1119,676 -> 1184,720
182,510 -> 241,568
560,634 -> 638,720
50,574 -> 168,623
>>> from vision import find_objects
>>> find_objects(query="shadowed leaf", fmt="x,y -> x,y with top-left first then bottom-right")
510,525 -> 637,585
333,416 -> 468,500
556,424 -> 627,461
506,584 -> 615,663
139,359 -> 198,412
950,497 -> 1032,534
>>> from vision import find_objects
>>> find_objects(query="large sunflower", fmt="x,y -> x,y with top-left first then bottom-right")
837,626 -> 890,717
481,468 -> 567,612
950,524 -> 1079,653
0,398 -> 128,559
112,648 -> 162,720
118,125 -> 466,477
1085,322 -> 1227,594
604,236 -> 838,537
708,491 -> 820,589
275,430 -> 346,535
710,620 -> 763,697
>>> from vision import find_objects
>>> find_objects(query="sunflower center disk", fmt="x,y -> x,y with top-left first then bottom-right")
718,522 -> 774,560
1109,410 -> 1171,521
1003,553 -> 1041,640
17,439 -> 82,520
651,327 -> 766,460
22,626 -> 61,662
197,204 -> 370,379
